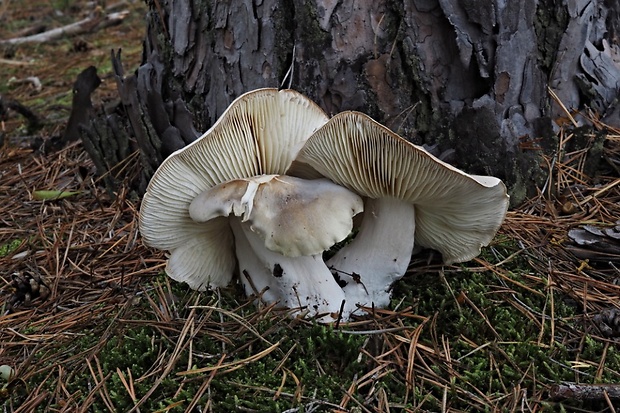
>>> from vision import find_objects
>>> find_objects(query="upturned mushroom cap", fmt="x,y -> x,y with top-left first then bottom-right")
189,175 -> 363,257
288,111 -> 509,264
139,89 -> 329,289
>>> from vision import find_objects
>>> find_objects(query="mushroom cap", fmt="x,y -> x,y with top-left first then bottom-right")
139,89 -> 329,288
189,175 -> 364,257
165,217 -> 235,290
288,111 -> 509,264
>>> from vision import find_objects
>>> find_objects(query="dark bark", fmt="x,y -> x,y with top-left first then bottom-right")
83,0 -> 620,204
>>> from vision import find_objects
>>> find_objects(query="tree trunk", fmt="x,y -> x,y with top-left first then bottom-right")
84,0 -> 620,204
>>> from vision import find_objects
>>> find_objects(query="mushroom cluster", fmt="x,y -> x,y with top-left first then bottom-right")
139,88 -> 509,321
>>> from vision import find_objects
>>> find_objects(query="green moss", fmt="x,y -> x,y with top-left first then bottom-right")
272,0 -> 296,84
51,0 -> 76,12
387,235 -> 616,409
10,277 -> 369,411
0,239 -> 21,257
9,233 -> 620,411
534,0 -> 569,72
293,2 -> 331,59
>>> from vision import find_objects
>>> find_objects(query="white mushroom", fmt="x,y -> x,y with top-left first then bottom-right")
0,365 -> 15,382
139,88 -> 330,291
188,174 -> 363,318
140,88 -> 509,322
189,175 -> 362,257
230,219 -> 347,320
139,88 -> 365,319
288,111 -> 509,315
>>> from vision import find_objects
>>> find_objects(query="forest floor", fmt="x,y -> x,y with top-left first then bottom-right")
2,1 -> 620,413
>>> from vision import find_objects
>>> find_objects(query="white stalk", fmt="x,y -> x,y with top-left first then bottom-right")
327,197 -> 416,316
230,218 -> 346,321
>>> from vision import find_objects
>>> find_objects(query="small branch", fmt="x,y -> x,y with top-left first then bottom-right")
0,9 -> 129,45
0,57 -> 34,66
8,76 -> 42,92
550,383 -> 620,401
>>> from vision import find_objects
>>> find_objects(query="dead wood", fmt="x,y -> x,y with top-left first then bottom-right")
0,9 -> 129,45
0,58 -> 35,66
12,24 -> 47,39
62,66 -> 102,144
0,95 -> 42,134
550,383 -> 620,401
567,222 -> 620,262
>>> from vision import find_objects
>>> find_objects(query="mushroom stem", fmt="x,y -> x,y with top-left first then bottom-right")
230,218 -> 346,321
327,197 -> 416,316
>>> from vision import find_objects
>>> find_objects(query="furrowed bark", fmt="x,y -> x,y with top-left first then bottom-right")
82,0 -> 620,204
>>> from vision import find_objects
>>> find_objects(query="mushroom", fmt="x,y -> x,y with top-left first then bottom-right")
288,111 -> 509,315
138,88 -> 363,318
140,88 -> 508,322
0,365 -> 15,382
189,174 -> 363,317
